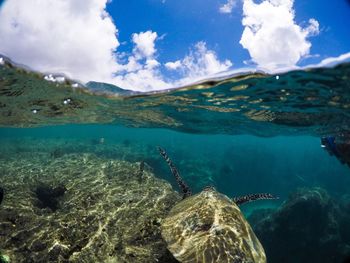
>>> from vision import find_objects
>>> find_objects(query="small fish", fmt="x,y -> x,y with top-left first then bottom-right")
0,187 -> 4,205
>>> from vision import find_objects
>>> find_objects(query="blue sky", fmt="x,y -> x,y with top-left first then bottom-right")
109,0 -> 350,67
0,0 -> 349,91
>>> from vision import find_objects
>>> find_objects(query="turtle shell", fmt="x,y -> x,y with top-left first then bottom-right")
161,189 -> 266,263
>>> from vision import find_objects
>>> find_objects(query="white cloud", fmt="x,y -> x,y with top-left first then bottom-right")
240,0 -> 319,70
219,0 -> 237,14
116,40 -> 233,91
165,60 -> 182,70
113,69 -> 171,91
305,18 -> 320,36
145,59 -> 160,69
166,42 -> 233,84
111,30 -> 171,91
132,31 -> 158,59
308,52 -> 350,68
0,0 -> 119,83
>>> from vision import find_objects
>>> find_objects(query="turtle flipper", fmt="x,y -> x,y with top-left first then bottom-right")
158,146 -> 192,198
233,193 -> 278,205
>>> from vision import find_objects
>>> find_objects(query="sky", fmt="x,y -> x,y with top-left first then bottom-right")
0,0 -> 349,91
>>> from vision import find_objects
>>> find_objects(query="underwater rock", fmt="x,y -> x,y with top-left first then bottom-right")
247,208 -> 274,227
251,187 -> 350,263
338,195 -> 350,251
162,189 -> 267,263
0,153 -> 181,263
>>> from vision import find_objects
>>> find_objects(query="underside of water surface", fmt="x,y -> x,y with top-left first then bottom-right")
0,58 -> 350,262
0,56 -> 349,136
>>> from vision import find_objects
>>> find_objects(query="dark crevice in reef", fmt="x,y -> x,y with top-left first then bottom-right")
34,184 -> 66,211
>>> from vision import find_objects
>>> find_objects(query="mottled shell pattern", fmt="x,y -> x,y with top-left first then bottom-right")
161,188 -> 266,263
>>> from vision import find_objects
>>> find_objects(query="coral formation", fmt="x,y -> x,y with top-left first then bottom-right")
250,187 -> 350,263
0,153 -> 181,263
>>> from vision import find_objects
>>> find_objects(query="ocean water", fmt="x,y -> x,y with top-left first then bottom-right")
0,57 -> 350,262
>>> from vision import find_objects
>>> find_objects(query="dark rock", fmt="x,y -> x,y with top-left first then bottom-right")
339,196 -> 350,251
247,208 -> 274,227
251,187 -> 350,263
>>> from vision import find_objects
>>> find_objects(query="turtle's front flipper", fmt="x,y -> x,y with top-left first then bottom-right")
233,193 -> 277,205
158,146 -> 192,198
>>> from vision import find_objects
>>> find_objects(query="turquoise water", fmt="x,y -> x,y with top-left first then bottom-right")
1,125 -> 348,201
1,57 -> 350,262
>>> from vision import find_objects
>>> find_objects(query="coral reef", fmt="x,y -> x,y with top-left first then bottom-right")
0,153 -> 181,263
249,187 -> 350,263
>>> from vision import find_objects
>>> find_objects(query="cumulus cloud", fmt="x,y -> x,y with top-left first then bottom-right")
219,0 -> 237,14
116,40 -> 232,90
166,42 -> 233,84
111,30 -> 171,91
0,0 -> 119,83
165,60 -> 182,70
132,31 -> 158,59
240,0 -> 319,70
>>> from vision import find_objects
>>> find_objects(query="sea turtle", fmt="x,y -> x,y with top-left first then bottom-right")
158,147 -> 277,263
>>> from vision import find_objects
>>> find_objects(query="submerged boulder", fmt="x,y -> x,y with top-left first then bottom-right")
250,187 -> 350,263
